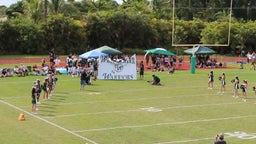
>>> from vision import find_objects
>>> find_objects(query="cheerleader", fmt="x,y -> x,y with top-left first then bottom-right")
241,80 -> 248,102
218,72 -> 226,95
232,76 -> 239,98
208,70 -> 214,89
31,83 -> 38,114
36,79 -> 42,104
43,77 -> 49,100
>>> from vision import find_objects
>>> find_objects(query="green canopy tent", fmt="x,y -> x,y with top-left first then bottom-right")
184,46 -> 216,74
184,46 -> 216,55
144,48 -> 177,56
94,45 -> 122,55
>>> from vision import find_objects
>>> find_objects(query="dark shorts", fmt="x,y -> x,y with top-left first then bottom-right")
32,98 -> 36,104
80,80 -> 86,85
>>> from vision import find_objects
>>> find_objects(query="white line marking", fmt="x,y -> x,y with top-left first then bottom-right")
73,115 -> 256,133
46,93 -> 218,106
1,96 -> 25,99
154,137 -> 213,144
154,136 -> 234,144
0,99 -> 98,144
44,102 -> 244,119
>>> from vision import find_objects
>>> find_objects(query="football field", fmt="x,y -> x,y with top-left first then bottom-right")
0,65 -> 256,144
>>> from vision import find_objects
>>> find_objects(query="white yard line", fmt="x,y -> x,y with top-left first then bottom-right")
1,96 -> 26,100
154,137 -> 213,144
73,115 -> 256,133
0,99 -> 98,144
153,136 -> 234,144
44,102 -> 244,119
43,93 -> 218,106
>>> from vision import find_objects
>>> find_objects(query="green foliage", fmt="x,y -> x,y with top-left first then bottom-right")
85,11 -> 156,50
173,19 -> 206,45
40,14 -> 87,54
201,22 -> 229,45
122,48 -> 145,55
0,17 -> 40,54
1,0 -> 256,55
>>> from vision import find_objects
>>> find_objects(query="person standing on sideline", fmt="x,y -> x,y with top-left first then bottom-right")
241,80 -> 248,102
214,133 -> 226,144
218,72 -> 226,95
232,76 -> 240,98
208,70 -> 214,89
80,69 -> 87,90
139,61 -> 144,80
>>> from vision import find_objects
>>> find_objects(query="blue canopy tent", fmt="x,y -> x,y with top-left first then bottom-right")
79,50 -> 108,59
94,45 -> 122,55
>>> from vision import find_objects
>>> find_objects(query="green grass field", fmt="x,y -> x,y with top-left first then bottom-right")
1,64 -> 256,144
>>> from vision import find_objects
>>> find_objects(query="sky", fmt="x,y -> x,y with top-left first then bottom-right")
0,0 -> 19,7
0,0 -> 123,7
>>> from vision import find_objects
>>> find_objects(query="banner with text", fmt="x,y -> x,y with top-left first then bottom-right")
98,54 -> 137,80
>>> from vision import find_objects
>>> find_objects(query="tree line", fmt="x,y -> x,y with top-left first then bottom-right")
0,0 -> 256,55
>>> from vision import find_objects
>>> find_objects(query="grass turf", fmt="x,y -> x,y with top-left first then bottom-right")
0,64 -> 256,144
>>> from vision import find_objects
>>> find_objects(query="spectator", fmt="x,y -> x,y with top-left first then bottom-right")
41,58 -> 46,67
1,68 -> 8,77
20,63 -> 28,76
14,65 -> 22,76
139,61 -> 144,80
93,60 -> 98,80
54,56 -> 61,67
168,65 -> 175,74
214,133 -> 226,144
80,69 -> 87,90
49,48 -> 56,65
32,64 -> 41,74
178,56 -> 183,69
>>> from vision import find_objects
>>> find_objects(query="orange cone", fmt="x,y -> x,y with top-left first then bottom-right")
18,113 -> 25,121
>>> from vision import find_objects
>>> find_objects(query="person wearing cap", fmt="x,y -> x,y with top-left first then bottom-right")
214,133 -> 226,144
152,74 -> 160,85
241,80 -> 248,102
218,72 -> 226,95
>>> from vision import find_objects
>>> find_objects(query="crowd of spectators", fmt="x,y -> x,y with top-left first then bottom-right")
196,55 -> 224,68
145,55 -> 184,74
1,63 -> 29,78
0,49 -> 61,78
